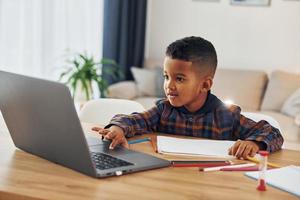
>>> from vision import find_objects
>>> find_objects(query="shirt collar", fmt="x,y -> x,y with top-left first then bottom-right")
177,91 -> 223,115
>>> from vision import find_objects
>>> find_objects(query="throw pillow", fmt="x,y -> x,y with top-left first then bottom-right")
107,81 -> 138,99
155,68 -> 165,97
212,68 -> 268,111
281,88 -> 300,117
261,70 -> 300,111
131,67 -> 165,97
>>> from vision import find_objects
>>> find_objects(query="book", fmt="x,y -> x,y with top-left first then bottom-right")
245,165 -> 300,197
157,136 -> 235,158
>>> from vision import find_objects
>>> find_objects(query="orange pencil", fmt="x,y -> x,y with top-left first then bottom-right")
246,156 -> 280,168
150,137 -> 157,153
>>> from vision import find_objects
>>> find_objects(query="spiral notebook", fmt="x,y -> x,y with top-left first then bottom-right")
245,165 -> 300,197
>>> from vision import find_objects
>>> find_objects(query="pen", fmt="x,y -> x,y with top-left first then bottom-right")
128,137 -> 151,145
246,156 -> 281,168
200,163 -> 256,172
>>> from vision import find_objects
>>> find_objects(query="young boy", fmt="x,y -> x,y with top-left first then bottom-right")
93,36 -> 284,159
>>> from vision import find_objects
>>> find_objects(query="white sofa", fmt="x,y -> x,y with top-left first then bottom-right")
108,59 -> 300,151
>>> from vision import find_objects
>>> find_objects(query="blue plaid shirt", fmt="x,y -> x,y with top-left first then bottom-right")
107,92 -> 284,152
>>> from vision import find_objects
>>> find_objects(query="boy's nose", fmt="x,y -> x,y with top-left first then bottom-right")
166,80 -> 176,90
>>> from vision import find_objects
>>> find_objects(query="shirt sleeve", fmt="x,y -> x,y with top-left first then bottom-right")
231,106 -> 284,152
105,100 -> 164,137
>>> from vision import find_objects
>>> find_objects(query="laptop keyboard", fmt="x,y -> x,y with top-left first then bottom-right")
91,152 -> 134,170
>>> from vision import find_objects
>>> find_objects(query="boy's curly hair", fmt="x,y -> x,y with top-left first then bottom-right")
166,36 -> 217,76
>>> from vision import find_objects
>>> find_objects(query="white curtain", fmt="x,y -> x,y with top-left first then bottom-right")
0,0 -> 103,80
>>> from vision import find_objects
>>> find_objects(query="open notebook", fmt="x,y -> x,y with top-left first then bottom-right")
245,165 -> 300,197
157,136 -> 235,158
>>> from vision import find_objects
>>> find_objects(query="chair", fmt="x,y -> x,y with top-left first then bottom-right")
78,98 -> 145,125
241,112 -> 281,132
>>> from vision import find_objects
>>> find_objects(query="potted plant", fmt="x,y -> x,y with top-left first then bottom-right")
59,52 -> 122,102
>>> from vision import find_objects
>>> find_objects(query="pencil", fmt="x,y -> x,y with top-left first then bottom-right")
220,166 -> 260,171
172,163 -> 231,168
200,163 -> 256,172
220,166 -> 271,171
150,137 -> 157,153
128,137 -> 151,145
171,160 -> 230,164
246,156 -> 281,168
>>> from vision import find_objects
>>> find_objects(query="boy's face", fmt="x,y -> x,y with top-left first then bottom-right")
163,57 -> 211,112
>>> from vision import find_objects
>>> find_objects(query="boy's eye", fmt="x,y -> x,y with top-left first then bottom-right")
163,74 -> 169,80
176,77 -> 184,82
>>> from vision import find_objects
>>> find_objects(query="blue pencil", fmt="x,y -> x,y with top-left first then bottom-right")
128,137 -> 151,145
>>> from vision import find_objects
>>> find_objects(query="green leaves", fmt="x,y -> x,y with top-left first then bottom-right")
59,53 -> 121,100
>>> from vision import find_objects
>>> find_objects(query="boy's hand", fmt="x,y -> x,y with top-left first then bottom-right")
228,140 -> 260,159
92,126 -> 129,149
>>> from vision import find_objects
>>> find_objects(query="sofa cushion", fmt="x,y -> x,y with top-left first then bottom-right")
107,81 -> 138,99
281,88 -> 300,117
259,111 -> 300,150
131,67 -> 164,97
295,114 -> 300,127
212,68 -> 268,111
261,70 -> 300,111
134,97 -> 161,110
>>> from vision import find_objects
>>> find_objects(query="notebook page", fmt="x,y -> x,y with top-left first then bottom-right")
157,136 -> 235,158
245,165 -> 300,197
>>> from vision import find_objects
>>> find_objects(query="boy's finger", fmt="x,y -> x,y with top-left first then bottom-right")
231,140 -> 241,156
250,144 -> 259,156
92,127 -> 103,131
109,138 -> 120,149
242,145 -> 252,159
235,143 -> 246,158
121,139 -> 129,149
228,145 -> 237,155
228,147 -> 233,155
98,129 -> 110,135
250,148 -> 257,157
92,127 -> 109,135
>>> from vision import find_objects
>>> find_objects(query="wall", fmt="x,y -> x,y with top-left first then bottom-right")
145,0 -> 300,73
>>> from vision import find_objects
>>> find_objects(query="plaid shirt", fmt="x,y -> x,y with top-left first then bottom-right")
107,92 -> 284,152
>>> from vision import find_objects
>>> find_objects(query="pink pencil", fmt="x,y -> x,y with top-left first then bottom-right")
220,166 -> 259,171
200,163 -> 256,172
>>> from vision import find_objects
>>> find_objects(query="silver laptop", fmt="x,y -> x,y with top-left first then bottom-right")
0,71 -> 170,178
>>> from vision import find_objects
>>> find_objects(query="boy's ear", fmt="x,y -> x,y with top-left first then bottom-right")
201,76 -> 213,92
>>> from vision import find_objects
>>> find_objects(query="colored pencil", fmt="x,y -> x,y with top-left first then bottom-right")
246,156 -> 281,168
200,163 -> 256,172
150,137 -> 157,153
221,166 -> 271,171
171,160 -> 230,164
128,137 -> 151,145
172,163 -> 231,168
220,166 -> 260,171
